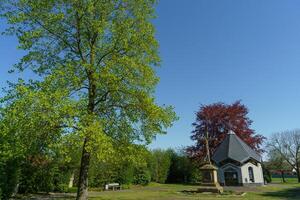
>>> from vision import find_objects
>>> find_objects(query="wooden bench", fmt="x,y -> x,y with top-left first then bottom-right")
104,183 -> 121,191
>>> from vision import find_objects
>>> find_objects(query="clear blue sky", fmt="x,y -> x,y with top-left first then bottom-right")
1,0 -> 300,149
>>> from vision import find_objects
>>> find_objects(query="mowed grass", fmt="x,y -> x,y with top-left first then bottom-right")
87,182 -> 300,200
24,180 -> 300,200
271,177 -> 298,184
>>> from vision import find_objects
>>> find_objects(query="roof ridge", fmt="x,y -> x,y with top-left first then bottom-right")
234,134 -> 261,161
212,132 -> 261,164
233,134 -> 248,156
226,134 -> 231,158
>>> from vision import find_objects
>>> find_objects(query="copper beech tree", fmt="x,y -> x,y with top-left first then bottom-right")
187,101 -> 265,162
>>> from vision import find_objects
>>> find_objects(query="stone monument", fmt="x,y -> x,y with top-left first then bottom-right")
197,130 -> 223,193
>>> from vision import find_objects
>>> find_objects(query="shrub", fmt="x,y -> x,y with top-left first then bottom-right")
18,159 -> 72,194
133,167 -> 151,185
0,159 -> 21,200
189,167 -> 202,184
164,149 -> 201,184
18,162 -> 54,193
167,151 -> 194,183
88,161 -> 118,187
263,165 -> 272,183
117,163 -> 134,184
149,149 -> 172,183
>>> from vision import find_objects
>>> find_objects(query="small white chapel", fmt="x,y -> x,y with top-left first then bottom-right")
212,130 -> 264,186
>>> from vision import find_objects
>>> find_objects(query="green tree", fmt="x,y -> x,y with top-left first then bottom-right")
0,90 -> 77,198
266,150 -> 292,183
262,164 -> 272,183
133,167 -> 151,185
166,149 -> 196,184
268,130 -> 300,183
149,149 -> 172,183
0,1 -> 177,199
0,158 -> 21,200
88,144 -> 151,187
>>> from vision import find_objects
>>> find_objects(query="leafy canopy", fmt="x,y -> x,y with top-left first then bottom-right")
0,0 -> 177,163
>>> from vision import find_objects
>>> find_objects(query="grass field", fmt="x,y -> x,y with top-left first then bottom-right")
19,180 -> 300,200
271,177 -> 299,184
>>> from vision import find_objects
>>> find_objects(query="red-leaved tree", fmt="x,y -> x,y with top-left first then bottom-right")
187,101 -> 265,163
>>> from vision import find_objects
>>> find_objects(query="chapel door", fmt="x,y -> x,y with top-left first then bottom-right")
224,171 -> 239,186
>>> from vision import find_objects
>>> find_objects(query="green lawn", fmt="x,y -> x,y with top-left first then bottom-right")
271,177 -> 298,184
17,181 -> 300,200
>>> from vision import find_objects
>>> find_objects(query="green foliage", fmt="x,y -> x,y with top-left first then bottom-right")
265,150 -> 292,172
145,149 -> 201,185
19,162 -> 55,193
148,149 -> 172,183
166,149 -> 201,184
0,101 -> 75,197
88,161 -> 135,187
262,164 -> 272,183
117,163 -> 135,185
0,159 -> 20,200
0,0 -> 177,151
189,167 -> 202,184
88,144 -> 151,187
133,167 -> 151,185
167,150 -> 191,183
88,147 -> 200,187
0,1 -> 177,197
18,159 -> 72,194
88,161 -> 117,187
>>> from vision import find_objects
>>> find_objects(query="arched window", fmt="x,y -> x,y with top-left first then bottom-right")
248,167 -> 254,182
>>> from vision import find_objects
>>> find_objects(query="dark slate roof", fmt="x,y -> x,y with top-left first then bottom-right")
212,130 -> 261,164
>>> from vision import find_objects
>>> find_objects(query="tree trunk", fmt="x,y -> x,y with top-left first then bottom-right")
76,138 -> 91,200
297,168 -> 300,183
76,76 -> 95,199
76,37 -> 96,199
69,172 -> 75,188
280,171 -> 286,183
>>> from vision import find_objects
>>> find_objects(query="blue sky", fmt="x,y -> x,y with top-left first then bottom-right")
1,1 -> 300,149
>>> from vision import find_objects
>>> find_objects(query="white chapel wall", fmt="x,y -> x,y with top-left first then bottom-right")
241,162 -> 264,184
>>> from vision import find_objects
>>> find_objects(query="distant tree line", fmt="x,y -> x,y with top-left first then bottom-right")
0,146 -> 201,199
90,148 -> 201,187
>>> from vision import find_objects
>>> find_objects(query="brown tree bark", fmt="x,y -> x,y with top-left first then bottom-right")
76,42 -> 96,199
280,171 -> 286,183
76,138 -> 91,200
296,165 -> 300,183
76,94 -> 95,200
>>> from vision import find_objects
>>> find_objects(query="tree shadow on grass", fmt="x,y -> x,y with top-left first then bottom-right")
260,187 -> 300,200
13,193 -> 76,200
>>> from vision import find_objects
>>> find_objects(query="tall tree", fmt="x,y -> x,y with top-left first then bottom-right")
0,1 -> 177,199
149,149 -> 172,183
166,149 -> 195,184
268,130 -> 300,183
187,101 -> 265,163
265,149 -> 292,183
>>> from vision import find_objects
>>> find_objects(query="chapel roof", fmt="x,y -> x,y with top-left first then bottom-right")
212,130 -> 261,164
